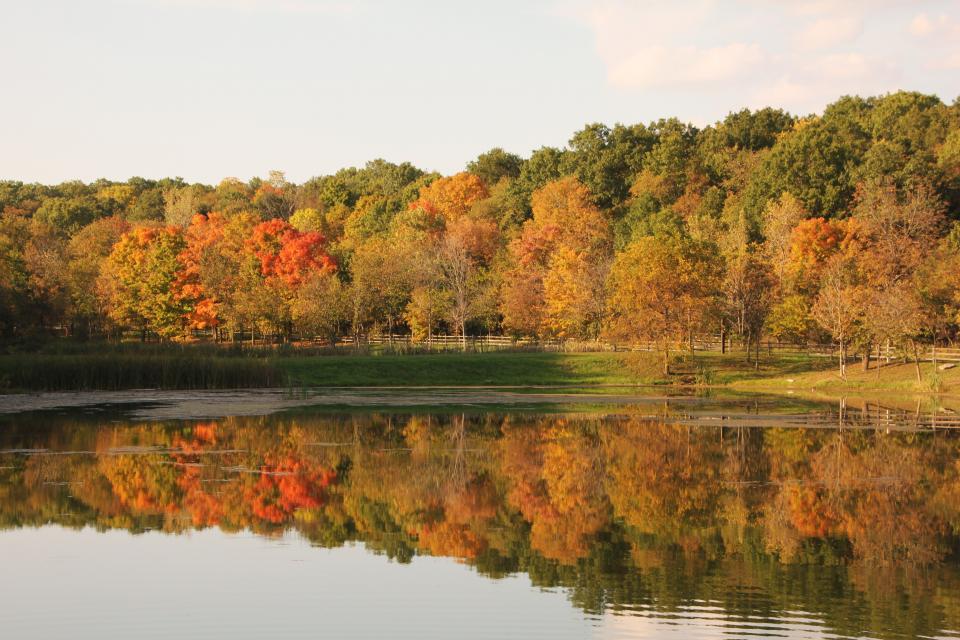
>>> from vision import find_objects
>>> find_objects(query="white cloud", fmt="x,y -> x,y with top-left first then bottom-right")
816,53 -> 872,79
577,0 -> 765,89
907,12 -> 960,70
910,12 -> 936,35
607,43 -> 764,89
569,0 -> 958,115
794,15 -> 862,49
934,51 -> 960,70
750,52 -> 900,114
909,12 -> 960,37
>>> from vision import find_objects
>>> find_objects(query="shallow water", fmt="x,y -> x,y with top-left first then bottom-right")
1,396 -> 959,639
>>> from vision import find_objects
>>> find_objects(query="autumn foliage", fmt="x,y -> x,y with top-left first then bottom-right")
1,90 -> 959,363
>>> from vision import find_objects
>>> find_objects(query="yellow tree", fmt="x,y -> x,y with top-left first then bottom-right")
605,235 -> 722,374
404,286 -> 451,344
541,246 -> 609,339
106,226 -> 189,340
501,177 -> 611,339
811,256 -> 863,378
409,172 -> 489,222
761,192 -> 808,286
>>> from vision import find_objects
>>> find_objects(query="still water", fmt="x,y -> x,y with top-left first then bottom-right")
1,396 -> 959,639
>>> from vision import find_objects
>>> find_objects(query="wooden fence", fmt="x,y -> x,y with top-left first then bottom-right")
120,328 -> 960,362
350,335 -> 960,362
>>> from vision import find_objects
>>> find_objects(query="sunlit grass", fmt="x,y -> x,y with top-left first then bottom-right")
4,344 -> 953,394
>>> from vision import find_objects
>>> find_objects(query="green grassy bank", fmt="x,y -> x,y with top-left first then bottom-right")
1,346 -> 956,398
278,351 -> 646,387
0,349 -> 656,391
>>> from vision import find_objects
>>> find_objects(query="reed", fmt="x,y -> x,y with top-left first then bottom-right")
0,353 -> 282,391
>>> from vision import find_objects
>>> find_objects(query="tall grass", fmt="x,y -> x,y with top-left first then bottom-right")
0,353 -> 281,391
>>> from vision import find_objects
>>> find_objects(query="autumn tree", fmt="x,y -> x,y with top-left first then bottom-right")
541,246 -> 610,340
761,192 -> 808,286
67,216 -> 131,337
23,221 -> 71,332
290,272 -> 350,344
408,172 -> 489,223
723,251 -> 775,362
436,235 -> 487,349
163,185 -> 206,228
853,179 -> 945,286
606,235 -> 723,374
851,180 -> 946,367
106,226 -> 189,340
785,217 -> 856,294
242,218 -> 336,340
405,286 -> 451,344
501,177 -> 611,339
348,236 -> 423,340
0,213 -> 30,337
811,256 -> 863,378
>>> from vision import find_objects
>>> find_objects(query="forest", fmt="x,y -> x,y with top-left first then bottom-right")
2,91 -> 960,376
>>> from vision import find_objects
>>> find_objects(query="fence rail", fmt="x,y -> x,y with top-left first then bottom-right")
112,328 -> 960,362
351,336 -> 960,362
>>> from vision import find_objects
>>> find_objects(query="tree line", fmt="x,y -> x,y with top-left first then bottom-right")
2,91 -> 959,373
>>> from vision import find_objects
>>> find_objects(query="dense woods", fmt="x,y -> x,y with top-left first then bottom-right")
3,91 -> 960,375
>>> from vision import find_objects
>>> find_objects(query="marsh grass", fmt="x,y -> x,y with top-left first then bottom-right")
0,353 -> 281,391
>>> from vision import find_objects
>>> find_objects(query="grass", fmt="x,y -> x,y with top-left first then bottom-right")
667,351 -> 836,385
0,348 -> 662,391
278,351 -> 654,387
2,342 -> 958,399
0,352 -> 281,391
730,358 -> 960,393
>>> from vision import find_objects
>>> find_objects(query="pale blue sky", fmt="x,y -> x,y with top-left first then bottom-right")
2,0 -> 958,184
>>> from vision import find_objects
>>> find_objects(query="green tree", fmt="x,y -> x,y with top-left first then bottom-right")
467,148 -> 523,186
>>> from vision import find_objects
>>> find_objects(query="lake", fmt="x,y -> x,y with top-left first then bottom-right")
1,392 -> 959,639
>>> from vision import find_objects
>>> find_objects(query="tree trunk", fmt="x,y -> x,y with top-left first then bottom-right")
838,339 -> 846,379
862,345 -> 870,371
912,340 -> 922,383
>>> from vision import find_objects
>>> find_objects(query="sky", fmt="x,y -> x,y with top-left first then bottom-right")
2,0 -> 958,185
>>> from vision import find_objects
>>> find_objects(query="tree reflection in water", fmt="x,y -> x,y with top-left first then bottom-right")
1,409 -> 959,638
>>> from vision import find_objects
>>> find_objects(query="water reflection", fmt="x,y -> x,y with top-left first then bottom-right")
1,407 -> 959,639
